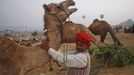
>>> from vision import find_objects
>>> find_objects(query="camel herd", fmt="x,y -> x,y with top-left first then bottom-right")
0,0 -> 122,75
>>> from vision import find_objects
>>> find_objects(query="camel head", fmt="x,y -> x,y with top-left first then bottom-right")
42,0 -> 77,50
43,0 -> 77,23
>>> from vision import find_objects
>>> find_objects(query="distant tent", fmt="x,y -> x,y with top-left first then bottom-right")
100,14 -> 104,19
82,15 -> 86,19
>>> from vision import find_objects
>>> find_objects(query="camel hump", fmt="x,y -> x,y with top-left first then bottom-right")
101,20 -> 109,24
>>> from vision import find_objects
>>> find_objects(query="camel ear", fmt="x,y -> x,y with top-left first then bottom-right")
43,4 -> 50,11
58,3 -> 64,11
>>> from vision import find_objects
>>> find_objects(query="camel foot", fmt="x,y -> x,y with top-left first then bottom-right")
49,67 -> 53,71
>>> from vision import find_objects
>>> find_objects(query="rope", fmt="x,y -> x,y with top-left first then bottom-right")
59,7 -> 70,64
45,7 -> 70,65
63,43 -> 68,63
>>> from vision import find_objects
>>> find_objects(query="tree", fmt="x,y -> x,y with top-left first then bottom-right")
4,33 -> 11,37
31,31 -> 38,37
100,14 -> 104,19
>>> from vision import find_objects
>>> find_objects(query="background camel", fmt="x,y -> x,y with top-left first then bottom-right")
88,19 -> 122,45
0,36 -> 51,75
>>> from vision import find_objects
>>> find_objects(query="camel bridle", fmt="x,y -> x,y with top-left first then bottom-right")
44,7 -> 70,64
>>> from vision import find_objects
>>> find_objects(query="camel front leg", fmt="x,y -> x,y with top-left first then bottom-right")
100,32 -> 107,43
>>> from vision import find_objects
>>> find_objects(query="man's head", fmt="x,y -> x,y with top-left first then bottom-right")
75,32 -> 92,52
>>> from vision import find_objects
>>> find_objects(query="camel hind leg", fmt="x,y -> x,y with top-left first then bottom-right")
109,29 -> 122,45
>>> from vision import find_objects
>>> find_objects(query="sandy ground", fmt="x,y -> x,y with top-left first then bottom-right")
99,65 -> 134,75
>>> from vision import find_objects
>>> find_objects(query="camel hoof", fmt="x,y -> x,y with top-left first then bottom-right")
57,64 -> 62,67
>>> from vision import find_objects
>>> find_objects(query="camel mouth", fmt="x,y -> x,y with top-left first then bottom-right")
69,8 -> 77,13
60,0 -> 75,9
59,0 -> 77,14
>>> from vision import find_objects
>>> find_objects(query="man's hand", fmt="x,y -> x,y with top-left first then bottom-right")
40,38 -> 50,51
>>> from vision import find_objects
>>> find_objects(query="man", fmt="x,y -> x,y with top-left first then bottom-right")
41,32 -> 92,75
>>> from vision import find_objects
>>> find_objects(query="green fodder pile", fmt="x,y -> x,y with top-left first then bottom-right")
93,44 -> 134,67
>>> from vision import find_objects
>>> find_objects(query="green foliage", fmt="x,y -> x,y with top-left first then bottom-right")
129,55 -> 134,65
89,47 -> 96,55
96,44 -> 133,67
113,46 -> 130,66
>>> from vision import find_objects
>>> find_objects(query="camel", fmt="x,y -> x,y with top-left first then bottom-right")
0,1 -> 90,75
0,36 -> 51,75
43,0 -> 98,70
88,19 -> 122,45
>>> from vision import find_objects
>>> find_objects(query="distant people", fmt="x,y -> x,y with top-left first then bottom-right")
124,27 -> 126,33
132,24 -> 134,33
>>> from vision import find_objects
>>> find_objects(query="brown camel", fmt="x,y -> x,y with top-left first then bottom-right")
88,19 -> 122,45
0,36 -> 51,75
43,0 -> 98,70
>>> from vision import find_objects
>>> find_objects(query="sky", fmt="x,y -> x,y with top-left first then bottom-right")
0,0 -> 134,31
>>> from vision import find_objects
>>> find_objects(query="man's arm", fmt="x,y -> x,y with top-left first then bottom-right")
48,48 -> 88,68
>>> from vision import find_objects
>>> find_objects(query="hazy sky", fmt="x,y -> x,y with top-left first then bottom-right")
0,0 -> 134,31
